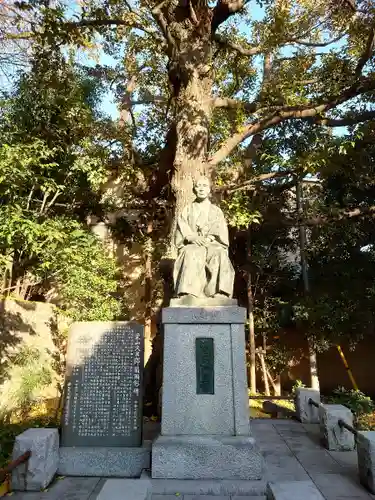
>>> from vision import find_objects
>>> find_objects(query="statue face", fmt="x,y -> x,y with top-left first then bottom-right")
194,177 -> 211,200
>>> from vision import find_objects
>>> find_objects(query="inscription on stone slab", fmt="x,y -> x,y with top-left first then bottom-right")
61,321 -> 144,447
196,337 -> 214,395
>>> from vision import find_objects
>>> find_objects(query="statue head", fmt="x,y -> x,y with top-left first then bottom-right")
193,176 -> 211,201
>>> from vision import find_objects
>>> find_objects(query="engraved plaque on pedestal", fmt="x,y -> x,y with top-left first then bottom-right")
61,321 -> 144,447
196,337 -> 214,395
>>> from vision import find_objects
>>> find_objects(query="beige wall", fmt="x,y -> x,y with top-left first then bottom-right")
0,298 -> 69,418
88,216 -> 159,365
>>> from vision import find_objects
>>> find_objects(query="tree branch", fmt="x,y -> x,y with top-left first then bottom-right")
217,171 -> 293,193
131,96 -> 166,106
208,77 -> 375,166
213,33 -> 263,55
286,205 -> 375,227
212,97 -> 262,113
65,18 -> 164,43
285,33 -> 345,47
151,0 -> 175,49
211,0 -> 248,34
213,30 -> 345,58
313,109 -> 375,127
354,22 -> 375,79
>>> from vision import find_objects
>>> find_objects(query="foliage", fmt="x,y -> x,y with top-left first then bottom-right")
292,379 -> 306,394
0,45 -> 122,320
328,387 -> 375,429
55,227 -> 121,321
290,122 -> 375,349
0,345 -> 53,423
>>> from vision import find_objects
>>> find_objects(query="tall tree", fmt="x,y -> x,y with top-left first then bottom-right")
3,0 -> 374,250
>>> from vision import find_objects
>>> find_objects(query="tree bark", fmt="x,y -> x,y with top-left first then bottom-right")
165,3 -> 213,253
296,180 -> 320,390
247,228 -> 256,394
144,219 -> 153,366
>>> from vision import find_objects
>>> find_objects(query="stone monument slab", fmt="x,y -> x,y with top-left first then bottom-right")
61,321 -> 144,448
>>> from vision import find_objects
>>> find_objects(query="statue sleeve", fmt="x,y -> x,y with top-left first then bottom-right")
208,207 -> 229,247
174,206 -> 197,249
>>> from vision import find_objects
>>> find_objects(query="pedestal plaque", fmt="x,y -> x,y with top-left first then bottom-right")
61,321 -> 144,447
196,338 -> 214,395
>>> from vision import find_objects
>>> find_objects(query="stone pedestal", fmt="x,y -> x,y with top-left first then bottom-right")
152,306 -> 264,480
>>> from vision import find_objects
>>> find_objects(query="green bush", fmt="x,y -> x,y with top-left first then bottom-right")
328,387 -> 374,421
292,379 -> 306,395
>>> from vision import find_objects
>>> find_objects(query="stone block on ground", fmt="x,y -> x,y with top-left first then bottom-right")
357,430 -> 375,493
11,428 -> 59,491
152,435 -> 264,480
58,443 -> 151,477
266,480 -> 324,499
319,404 -> 355,451
294,388 -> 320,424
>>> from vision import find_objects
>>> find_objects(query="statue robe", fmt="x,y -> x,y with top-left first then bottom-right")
173,200 -> 235,297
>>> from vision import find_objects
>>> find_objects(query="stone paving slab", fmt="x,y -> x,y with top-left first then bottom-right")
150,496 -> 266,499
97,478 -> 150,500
7,477 -> 101,500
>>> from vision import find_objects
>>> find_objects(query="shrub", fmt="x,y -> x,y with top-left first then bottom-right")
328,387 -> 374,428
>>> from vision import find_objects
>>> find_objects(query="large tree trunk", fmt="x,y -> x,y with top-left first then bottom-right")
144,6 -> 214,416
168,5 -> 213,248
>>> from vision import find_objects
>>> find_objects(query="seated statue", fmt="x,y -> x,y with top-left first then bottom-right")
173,176 -> 235,298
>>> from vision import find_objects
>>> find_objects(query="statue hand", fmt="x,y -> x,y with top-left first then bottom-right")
187,234 -> 199,244
195,236 -> 208,247
187,235 -> 209,247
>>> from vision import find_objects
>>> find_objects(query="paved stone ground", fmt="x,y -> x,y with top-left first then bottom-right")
7,419 -> 375,499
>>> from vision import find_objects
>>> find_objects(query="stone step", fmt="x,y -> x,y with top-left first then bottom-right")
141,470 -> 267,497
150,480 -> 268,497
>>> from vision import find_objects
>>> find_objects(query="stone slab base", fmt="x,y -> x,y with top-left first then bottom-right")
58,442 -> 151,477
140,471 -> 266,496
152,435 -> 264,480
